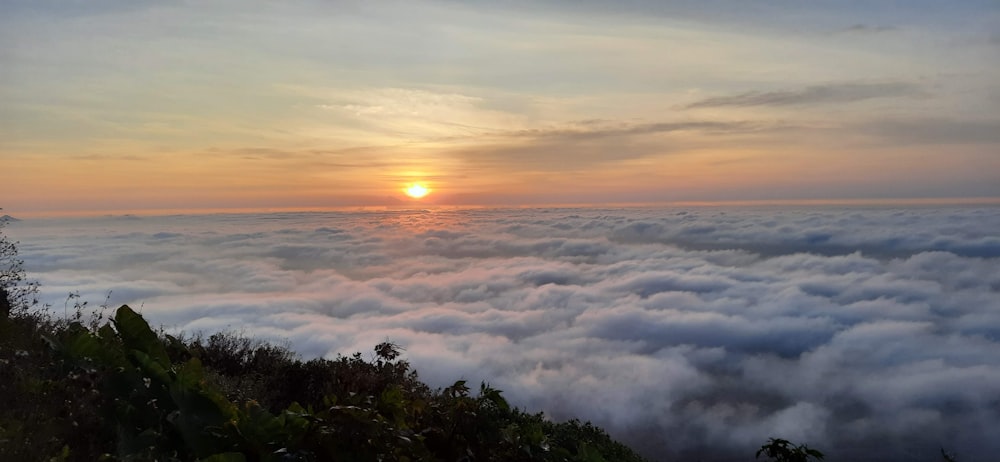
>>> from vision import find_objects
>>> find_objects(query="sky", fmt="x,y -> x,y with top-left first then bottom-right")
7,205 -> 1000,460
2,0 -> 999,215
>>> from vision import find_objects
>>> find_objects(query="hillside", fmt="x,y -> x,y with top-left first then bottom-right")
0,296 -> 650,462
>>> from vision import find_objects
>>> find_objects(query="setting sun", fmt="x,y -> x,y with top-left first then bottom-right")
405,183 -> 430,199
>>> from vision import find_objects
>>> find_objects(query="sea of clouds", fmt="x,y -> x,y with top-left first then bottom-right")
7,205 -> 1000,461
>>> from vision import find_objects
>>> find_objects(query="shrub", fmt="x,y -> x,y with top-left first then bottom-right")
3,300 -> 648,461
756,437 -> 825,462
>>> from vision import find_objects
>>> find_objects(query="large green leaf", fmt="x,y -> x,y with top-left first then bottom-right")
63,329 -> 102,360
167,361 -> 237,458
113,305 -> 170,367
131,349 -> 173,386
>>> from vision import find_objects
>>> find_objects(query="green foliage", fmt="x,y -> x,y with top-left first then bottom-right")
0,210 -> 39,318
756,438 -> 825,462
2,299 -> 647,462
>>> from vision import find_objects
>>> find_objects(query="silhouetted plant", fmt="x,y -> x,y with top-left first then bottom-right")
0,210 -> 40,318
2,293 -> 647,461
756,438 -> 825,462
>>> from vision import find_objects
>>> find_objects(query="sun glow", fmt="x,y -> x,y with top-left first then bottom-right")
405,183 -> 430,199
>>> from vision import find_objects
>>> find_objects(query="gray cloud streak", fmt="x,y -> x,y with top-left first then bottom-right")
438,120 -> 790,172
860,117 -> 1000,145
687,82 -> 926,108
504,120 -> 763,140
841,24 -> 897,34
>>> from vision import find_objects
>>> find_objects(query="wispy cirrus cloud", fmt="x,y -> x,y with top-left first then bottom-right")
500,120 -> 766,140
686,82 -> 926,108
840,24 -> 897,34
859,117 -> 1000,145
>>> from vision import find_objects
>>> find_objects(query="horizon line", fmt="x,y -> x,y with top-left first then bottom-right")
6,196 -> 1000,219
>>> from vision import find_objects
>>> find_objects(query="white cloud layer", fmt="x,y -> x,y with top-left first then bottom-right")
7,206 -> 1000,460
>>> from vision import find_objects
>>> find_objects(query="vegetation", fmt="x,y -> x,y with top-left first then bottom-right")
1,298 -> 650,461
756,438 -> 824,462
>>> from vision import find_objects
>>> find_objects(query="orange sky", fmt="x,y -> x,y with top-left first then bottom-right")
2,1 -> 998,216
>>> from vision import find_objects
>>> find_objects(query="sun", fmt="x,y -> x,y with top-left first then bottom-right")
405,183 -> 430,199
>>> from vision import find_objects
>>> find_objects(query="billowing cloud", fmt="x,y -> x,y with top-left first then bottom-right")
686,82 -> 926,108
7,206 -> 1000,461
